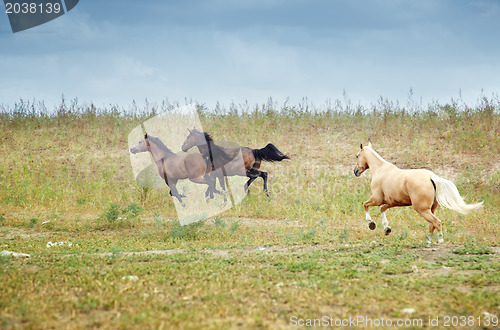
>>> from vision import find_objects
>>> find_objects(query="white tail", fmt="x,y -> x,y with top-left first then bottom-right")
431,174 -> 483,214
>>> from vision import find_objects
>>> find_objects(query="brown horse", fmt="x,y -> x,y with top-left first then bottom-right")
181,128 -> 290,196
130,133 -> 216,204
354,142 -> 483,244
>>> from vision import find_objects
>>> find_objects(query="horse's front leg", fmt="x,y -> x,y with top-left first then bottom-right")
168,182 -> 184,204
363,196 -> 381,230
380,204 -> 393,235
204,172 -> 221,199
217,169 -> 228,202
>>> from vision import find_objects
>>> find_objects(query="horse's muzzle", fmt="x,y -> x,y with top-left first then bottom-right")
353,167 -> 361,177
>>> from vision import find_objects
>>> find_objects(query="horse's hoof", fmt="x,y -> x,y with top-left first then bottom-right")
384,227 -> 392,235
437,233 -> 444,244
368,221 -> 376,230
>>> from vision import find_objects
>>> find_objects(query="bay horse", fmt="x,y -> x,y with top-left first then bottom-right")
130,133 -> 217,204
181,128 -> 290,196
353,142 -> 483,244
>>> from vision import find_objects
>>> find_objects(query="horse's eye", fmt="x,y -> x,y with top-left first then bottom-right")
356,155 -> 358,159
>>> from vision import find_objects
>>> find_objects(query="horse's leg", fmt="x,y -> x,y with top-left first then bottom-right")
189,175 -> 215,201
431,199 -> 439,215
380,204 -> 394,235
205,171 -> 222,198
206,175 -> 216,200
218,173 -> 227,202
244,170 -> 259,194
260,171 -> 269,196
430,200 -> 443,242
168,180 -> 184,204
363,196 -> 382,230
216,169 -> 227,202
250,160 -> 270,196
415,209 -> 443,244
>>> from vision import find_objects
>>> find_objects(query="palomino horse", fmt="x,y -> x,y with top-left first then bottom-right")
181,128 -> 290,196
130,133 -> 216,204
354,142 -> 483,244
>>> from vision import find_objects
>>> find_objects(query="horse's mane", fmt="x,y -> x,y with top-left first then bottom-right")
192,129 -> 234,167
203,132 -> 214,143
365,146 -> 391,164
147,135 -> 175,157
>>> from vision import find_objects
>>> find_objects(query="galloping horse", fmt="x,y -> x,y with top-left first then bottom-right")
353,142 -> 483,244
130,133 -> 216,204
181,128 -> 290,196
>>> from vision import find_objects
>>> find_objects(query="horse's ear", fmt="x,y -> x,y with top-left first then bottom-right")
187,128 -> 192,133
360,143 -> 363,150
368,142 -> 372,148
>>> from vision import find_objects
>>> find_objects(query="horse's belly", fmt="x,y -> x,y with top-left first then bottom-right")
222,154 -> 247,176
166,159 -> 190,179
384,196 -> 412,207
380,177 -> 412,206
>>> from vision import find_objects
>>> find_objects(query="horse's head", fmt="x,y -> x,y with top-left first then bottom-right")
181,128 -> 205,152
353,142 -> 372,177
130,133 -> 150,154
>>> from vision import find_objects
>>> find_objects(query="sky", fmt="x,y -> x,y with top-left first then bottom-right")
1,0 -> 500,111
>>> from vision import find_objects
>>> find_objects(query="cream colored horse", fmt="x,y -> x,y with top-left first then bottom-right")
354,142 -> 483,244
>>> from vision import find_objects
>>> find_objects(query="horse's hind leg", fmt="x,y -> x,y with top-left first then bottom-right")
244,170 -> 259,194
260,171 -> 269,196
416,209 -> 443,244
189,175 -> 215,200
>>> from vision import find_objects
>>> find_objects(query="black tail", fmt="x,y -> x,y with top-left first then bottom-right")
253,144 -> 290,162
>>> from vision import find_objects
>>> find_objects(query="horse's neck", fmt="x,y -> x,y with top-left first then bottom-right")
197,139 -> 225,154
196,143 -> 209,154
149,143 -> 171,164
366,149 -> 394,172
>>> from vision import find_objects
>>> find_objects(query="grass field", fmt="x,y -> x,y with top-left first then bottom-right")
1,97 -> 499,329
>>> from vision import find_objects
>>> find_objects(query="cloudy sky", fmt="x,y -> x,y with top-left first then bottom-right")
1,0 -> 499,111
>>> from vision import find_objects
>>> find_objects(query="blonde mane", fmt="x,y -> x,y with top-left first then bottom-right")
364,146 -> 391,165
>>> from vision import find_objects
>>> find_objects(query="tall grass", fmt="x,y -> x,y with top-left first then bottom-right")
0,96 -> 498,242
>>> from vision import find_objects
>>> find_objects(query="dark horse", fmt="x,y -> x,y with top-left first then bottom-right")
181,128 -> 290,196
130,133 -> 218,204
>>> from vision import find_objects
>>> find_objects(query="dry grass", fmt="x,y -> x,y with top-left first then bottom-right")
0,98 -> 499,328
